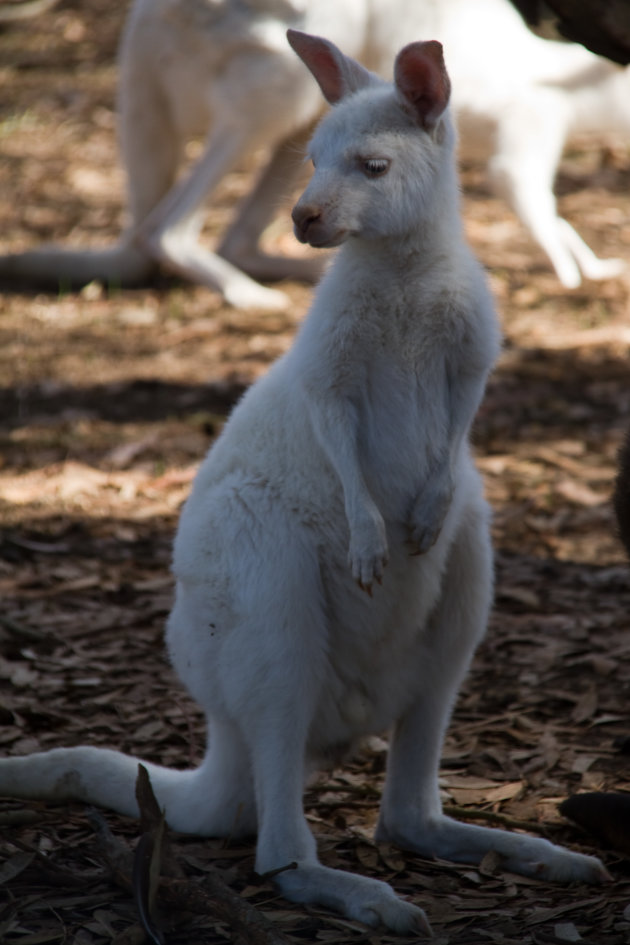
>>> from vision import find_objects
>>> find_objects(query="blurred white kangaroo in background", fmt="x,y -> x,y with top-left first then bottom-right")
395,0 -> 628,289
0,0 -> 367,309
0,30 -> 609,933
0,0 -> 627,304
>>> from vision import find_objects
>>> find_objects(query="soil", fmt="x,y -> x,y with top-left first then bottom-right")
1,3 -> 630,943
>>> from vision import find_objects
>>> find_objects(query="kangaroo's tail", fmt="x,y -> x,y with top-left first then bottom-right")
0,747 -> 204,833
0,741 -> 258,837
0,241 -> 156,289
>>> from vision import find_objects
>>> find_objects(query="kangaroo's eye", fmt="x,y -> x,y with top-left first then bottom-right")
362,158 -> 390,178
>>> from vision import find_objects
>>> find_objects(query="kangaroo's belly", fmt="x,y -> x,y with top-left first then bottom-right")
308,546 -> 447,758
168,455 -> 486,756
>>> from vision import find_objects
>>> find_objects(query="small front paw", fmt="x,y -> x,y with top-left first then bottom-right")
407,484 -> 451,555
407,516 -> 442,556
348,511 -> 389,593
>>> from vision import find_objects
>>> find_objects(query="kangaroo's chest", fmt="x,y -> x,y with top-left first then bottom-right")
356,345 -> 450,505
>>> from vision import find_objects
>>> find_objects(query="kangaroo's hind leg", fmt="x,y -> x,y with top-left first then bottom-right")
376,486 -> 609,883
185,512 -> 430,934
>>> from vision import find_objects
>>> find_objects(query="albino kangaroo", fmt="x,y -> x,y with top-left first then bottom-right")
1,0 -> 627,306
0,32 -> 609,933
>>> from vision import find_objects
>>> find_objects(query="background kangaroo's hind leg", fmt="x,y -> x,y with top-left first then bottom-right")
218,125 -> 326,284
490,100 -> 626,287
118,46 -> 187,237
555,217 -> 627,283
134,123 -> 291,309
134,47 -> 322,309
0,40 -> 181,289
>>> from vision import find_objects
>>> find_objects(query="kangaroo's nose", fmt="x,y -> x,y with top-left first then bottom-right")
292,203 -> 322,244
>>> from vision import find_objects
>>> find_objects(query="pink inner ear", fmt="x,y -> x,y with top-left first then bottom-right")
394,40 -> 451,129
287,30 -> 345,104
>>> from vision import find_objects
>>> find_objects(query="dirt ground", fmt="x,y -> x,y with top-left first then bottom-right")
2,2 -> 630,943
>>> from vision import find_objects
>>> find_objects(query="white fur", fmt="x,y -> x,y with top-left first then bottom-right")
0,33 -> 609,933
0,0 -> 627,303
392,0 -> 629,289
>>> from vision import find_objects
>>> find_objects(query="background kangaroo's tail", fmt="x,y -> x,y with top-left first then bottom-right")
0,0 -> 61,22
0,241 -> 156,290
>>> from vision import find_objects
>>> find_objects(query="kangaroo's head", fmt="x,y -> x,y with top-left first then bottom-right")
287,30 -> 456,248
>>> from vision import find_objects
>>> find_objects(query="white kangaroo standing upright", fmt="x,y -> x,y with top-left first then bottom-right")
0,32 -> 609,932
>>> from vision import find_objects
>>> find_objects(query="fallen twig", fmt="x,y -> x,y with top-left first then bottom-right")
89,789 -> 293,945
0,614 -> 48,643
0,808 -> 45,827
133,767 -> 167,945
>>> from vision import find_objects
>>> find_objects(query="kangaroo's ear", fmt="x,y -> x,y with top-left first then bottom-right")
394,41 -> 451,130
287,29 -> 374,104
